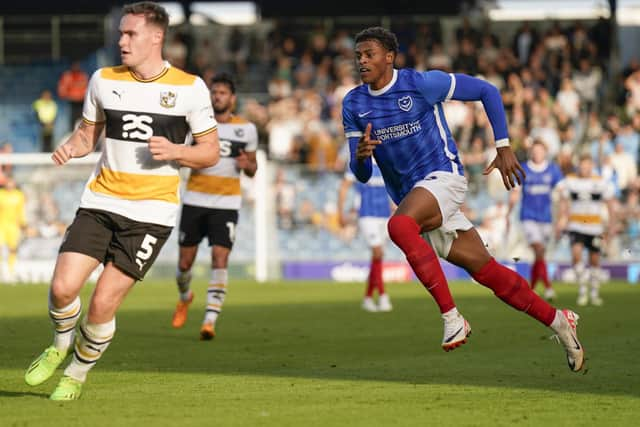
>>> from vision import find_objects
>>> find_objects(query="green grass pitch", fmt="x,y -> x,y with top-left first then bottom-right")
1,279 -> 639,426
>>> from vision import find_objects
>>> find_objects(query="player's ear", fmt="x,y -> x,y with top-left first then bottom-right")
387,51 -> 395,65
152,28 -> 164,46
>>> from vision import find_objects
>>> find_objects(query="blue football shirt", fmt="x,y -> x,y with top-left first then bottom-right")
520,160 -> 564,223
345,161 -> 390,218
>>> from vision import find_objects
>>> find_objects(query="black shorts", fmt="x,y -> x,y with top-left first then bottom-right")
59,208 -> 172,280
568,231 -> 602,253
179,205 -> 238,249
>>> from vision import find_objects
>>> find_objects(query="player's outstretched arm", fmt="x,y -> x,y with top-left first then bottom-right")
148,130 -> 220,169
52,121 -> 104,165
449,73 -> 525,189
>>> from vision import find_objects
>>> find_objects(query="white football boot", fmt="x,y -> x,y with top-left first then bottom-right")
551,309 -> 585,372
441,310 -> 471,352
361,297 -> 378,312
543,287 -> 556,301
377,294 -> 393,312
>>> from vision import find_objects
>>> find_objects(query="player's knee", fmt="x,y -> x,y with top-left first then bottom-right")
387,215 -> 419,245
50,279 -> 77,307
178,258 -> 193,272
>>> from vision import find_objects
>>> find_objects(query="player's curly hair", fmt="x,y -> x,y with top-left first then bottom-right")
211,73 -> 236,94
355,27 -> 399,54
122,1 -> 169,34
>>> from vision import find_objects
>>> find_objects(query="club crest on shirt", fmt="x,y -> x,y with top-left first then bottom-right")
234,128 -> 245,138
398,95 -> 413,112
159,90 -> 177,108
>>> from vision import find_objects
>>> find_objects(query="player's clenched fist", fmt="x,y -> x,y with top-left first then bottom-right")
355,123 -> 381,161
52,143 -> 76,165
149,136 -> 181,161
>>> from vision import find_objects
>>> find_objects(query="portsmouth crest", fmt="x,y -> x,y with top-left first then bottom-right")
398,95 -> 413,112
160,90 -> 177,108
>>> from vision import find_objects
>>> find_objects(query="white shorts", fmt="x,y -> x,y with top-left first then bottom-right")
522,220 -> 552,245
414,171 -> 473,258
359,216 -> 388,247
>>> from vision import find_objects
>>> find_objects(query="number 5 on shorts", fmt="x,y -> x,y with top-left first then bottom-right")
136,234 -> 158,270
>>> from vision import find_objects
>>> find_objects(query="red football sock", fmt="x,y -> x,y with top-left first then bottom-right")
387,215 -> 455,313
367,258 -> 382,297
529,260 -> 539,289
472,258 -> 556,326
539,259 -> 552,289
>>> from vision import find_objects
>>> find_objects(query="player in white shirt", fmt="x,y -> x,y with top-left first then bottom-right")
24,2 -> 219,400
171,73 -> 258,340
556,153 -> 615,306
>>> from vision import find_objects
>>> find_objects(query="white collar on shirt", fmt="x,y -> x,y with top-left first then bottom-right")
368,69 -> 398,96
527,160 -> 549,173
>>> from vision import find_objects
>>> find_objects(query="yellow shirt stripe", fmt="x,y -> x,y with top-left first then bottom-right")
186,175 -> 241,196
89,167 -> 180,204
100,65 -> 196,85
568,214 -> 602,224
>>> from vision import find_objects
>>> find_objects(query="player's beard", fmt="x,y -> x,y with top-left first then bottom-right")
213,103 -> 231,115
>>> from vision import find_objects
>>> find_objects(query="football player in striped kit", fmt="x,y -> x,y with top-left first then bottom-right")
556,153 -> 615,306
24,2 -> 219,400
171,73 -> 258,340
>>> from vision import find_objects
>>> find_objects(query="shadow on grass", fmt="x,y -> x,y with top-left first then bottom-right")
3,292 -> 639,399
0,390 -> 49,398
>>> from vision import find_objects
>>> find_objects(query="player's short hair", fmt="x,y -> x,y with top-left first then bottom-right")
355,27 -> 399,55
211,73 -> 236,94
122,1 -> 169,34
531,139 -> 548,150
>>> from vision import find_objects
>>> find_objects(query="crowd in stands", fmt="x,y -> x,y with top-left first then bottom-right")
246,18 -> 640,258
10,17 -> 640,261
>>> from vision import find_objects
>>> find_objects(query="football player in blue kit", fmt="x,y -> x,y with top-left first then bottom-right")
338,159 -> 393,312
508,140 -> 563,300
342,27 -> 584,371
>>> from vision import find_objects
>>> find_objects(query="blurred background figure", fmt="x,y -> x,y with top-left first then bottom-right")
57,61 -> 88,129
338,160 -> 393,312
0,177 -> 26,282
32,90 -> 58,152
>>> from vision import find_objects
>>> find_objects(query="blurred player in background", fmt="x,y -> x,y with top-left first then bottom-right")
0,177 -> 26,281
556,153 -> 615,306
507,140 -> 563,300
171,73 -> 257,340
338,158 -> 392,312
344,27 -> 584,372
24,1 -> 219,400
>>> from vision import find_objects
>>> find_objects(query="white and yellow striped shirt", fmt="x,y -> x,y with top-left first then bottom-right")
183,116 -> 257,210
79,61 -> 217,226
558,174 -> 614,236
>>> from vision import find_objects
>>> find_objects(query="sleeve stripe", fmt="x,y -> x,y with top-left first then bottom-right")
495,138 -> 510,148
345,131 -> 363,138
446,73 -> 456,101
192,125 -> 217,137
82,117 -> 105,125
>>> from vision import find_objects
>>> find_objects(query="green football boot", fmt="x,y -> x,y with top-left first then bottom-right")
25,346 -> 68,386
49,376 -> 83,401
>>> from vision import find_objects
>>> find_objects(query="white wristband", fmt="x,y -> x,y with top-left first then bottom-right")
495,138 -> 510,148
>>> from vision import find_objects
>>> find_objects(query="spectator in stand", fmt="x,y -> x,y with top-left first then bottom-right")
57,61 -> 88,129
32,90 -> 58,152
555,78 -> 581,121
